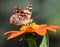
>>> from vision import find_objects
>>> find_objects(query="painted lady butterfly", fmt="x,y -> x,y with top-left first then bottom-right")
10,3 -> 33,25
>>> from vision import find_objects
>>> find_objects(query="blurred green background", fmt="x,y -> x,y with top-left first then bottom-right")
0,0 -> 60,47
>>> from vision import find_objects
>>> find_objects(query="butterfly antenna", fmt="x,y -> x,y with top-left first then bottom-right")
32,15 -> 40,19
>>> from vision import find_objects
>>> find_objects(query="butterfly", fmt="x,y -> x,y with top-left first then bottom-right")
10,3 -> 33,25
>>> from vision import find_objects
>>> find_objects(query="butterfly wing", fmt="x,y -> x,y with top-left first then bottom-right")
21,3 -> 33,24
10,3 -> 33,25
23,3 -> 32,19
10,6 -> 22,25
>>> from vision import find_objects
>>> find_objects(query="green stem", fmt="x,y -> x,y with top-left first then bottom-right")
39,33 -> 49,47
27,38 -> 37,47
46,33 -> 49,47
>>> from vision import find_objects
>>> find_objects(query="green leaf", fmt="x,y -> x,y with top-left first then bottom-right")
39,33 -> 49,47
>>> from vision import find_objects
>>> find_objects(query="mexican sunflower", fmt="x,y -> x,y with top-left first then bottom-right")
4,23 -> 60,40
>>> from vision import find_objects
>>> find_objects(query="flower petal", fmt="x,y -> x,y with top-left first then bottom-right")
35,28 -> 46,36
39,24 -> 47,29
20,25 -> 28,31
48,25 -> 60,28
4,31 -> 18,35
30,22 -> 39,30
4,31 -> 25,40
34,24 -> 47,36
47,27 -> 56,32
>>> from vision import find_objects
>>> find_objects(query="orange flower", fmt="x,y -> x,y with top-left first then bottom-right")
4,23 -> 60,40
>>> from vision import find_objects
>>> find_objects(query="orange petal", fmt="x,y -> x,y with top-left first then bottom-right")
47,27 -> 56,32
35,28 -> 46,36
34,24 -> 47,36
48,25 -> 60,28
4,31 -> 25,40
39,24 -> 47,29
4,31 -> 18,35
